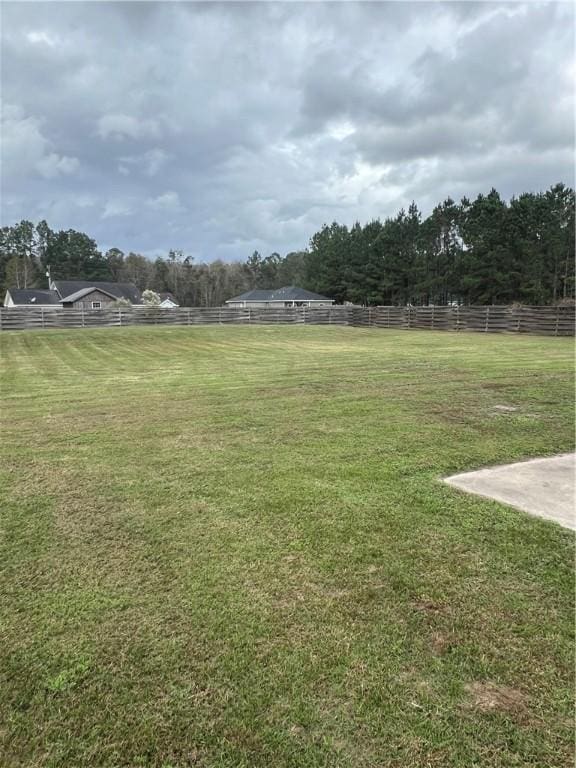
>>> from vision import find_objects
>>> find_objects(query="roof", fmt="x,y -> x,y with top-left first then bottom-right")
226,286 -> 333,303
53,280 -> 141,303
7,289 -> 60,305
59,286 -> 120,303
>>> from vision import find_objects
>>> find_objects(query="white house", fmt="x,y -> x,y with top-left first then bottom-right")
159,292 -> 179,308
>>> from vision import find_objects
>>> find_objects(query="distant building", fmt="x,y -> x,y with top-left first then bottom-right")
4,279 -> 141,309
3,289 -> 61,307
225,286 -> 334,308
53,280 -> 141,309
158,292 -> 179,308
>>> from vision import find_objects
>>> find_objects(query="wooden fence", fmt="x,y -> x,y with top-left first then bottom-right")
0,304 -> 573,336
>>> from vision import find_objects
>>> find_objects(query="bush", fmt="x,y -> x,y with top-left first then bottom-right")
142,290 -> 161,306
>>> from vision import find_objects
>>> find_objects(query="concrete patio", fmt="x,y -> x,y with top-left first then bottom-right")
444,453 -> 576,530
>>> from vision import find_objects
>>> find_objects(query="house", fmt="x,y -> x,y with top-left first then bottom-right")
3,279 -> 141,309
159,292 -> 179,308
3,289 -> 61,307
225,286 -> 334,308
52,280 -> 141,309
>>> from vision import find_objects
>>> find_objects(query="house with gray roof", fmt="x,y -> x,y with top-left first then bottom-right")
3,289 -> 61,307
4,279 -> 142,309
51,280 -> 141,308
225,286 -> 334,308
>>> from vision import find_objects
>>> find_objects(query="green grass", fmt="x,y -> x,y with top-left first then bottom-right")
0,326 -> 574,768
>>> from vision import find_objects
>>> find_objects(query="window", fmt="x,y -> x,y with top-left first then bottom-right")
92,301 -> 101,309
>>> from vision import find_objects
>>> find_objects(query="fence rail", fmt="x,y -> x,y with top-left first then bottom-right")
0,305 -> 573,335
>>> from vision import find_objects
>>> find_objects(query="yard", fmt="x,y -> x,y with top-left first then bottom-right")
0,326 -> 574,768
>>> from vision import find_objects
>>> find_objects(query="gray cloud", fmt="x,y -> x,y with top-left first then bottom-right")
1,1 -> 573,260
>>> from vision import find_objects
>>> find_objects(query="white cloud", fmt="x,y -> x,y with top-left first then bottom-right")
147,191 -> 182,212
97,113 -> 161,141
118,148 -> 170,177
36,153 -> 79,179
1,104 -> 79,180
102,199 -> 133,219
142,148 -> 169,177
26,30 -> 58,47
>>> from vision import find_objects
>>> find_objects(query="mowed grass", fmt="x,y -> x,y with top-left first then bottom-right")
0,325 -> 574,768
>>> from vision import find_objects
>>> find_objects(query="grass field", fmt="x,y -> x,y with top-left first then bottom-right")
1,326 -> 574,768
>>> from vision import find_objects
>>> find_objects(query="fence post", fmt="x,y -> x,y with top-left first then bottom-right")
81,306 -> 85,328
431,305 -> 435,330
41,308 -> 45,329
484,306 -> 490,332
555,306 -> 560,337
119,310 -> 122,327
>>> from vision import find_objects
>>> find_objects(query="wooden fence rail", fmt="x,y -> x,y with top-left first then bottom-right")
0,305 -> 573,335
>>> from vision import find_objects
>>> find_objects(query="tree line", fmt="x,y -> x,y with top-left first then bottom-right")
1,183 -> 573,306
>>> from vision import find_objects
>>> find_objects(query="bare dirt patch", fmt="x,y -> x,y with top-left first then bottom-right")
430,632 -> 457,656
464,681 -> 527,715
413,599 -> 446,615
492,404 -> 519,412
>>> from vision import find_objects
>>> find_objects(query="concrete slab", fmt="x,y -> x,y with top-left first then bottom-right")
444,453 -> 576,530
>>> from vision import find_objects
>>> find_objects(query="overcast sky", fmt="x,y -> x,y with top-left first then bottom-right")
1,1 -> 574,261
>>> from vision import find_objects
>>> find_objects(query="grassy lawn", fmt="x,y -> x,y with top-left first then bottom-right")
0,326 -> 574,768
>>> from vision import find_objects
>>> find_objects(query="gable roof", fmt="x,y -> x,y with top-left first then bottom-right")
226,286 -> 332,303
6,289 -> 60,305
53,280 -> 141,304
226,289 -> 272,302
59,286 -> 120,303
